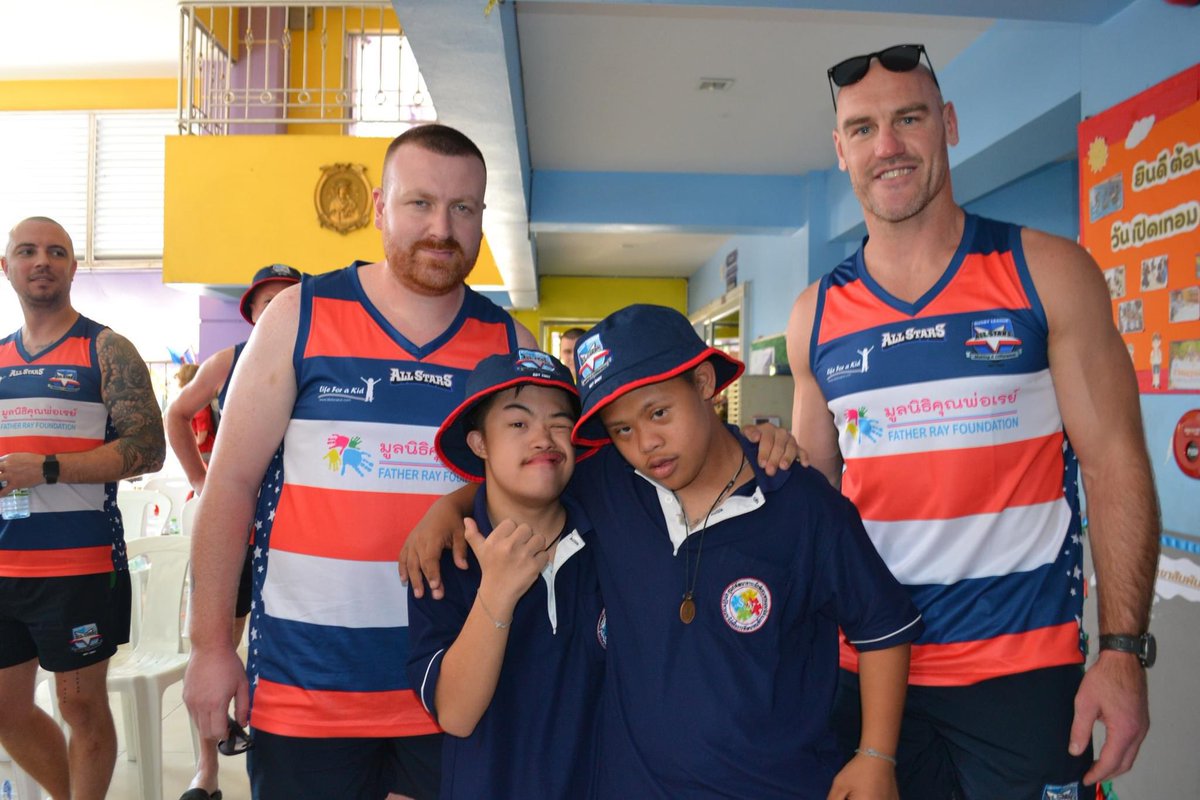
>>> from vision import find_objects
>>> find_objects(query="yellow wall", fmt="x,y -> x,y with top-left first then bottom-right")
0,79 -> 175,111
286,6 -> 400,134
514,276 -> 688,350
163,134 -> 502,286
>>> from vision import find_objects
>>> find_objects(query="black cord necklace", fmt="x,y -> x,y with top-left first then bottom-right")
678,452 -> 747,624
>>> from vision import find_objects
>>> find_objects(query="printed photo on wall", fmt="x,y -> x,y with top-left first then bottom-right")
1169,286 -> 1200,323
1089,174 -> 1123,223
1169,339 -> 1200,390
1119,298 -> 1145,334
1140,254 -> 1169,291
1104,265 -> 1127,299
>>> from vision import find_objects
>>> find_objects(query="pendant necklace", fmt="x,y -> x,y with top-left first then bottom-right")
679,452 -> 747,624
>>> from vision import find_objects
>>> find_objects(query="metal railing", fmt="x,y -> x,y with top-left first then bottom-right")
177,1 -> 436,135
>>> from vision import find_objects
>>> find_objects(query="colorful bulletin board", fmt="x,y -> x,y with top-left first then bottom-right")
1078,63 -> 1200,393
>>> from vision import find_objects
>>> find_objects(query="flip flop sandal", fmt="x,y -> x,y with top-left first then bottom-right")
178,790 -> 222,800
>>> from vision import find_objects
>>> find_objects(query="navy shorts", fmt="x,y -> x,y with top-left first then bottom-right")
235,545 -> 254,618
247,729 -> 441,800
832,665 -> 1094,800
0,571 -> 132,672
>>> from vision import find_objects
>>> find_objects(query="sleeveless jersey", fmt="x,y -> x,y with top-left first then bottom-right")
215,340 -> 245,412
247,264 -> 518,738
0,315 -> 124,577
810,214 -> 1084,687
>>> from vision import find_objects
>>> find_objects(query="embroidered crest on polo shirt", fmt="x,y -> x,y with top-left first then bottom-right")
576,334 -> 611,386
721,578 -> 771,633
596,608 -> 608,649
69,623 -> 103,654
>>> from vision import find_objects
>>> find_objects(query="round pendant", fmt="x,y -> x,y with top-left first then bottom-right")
679,597 -> 696,624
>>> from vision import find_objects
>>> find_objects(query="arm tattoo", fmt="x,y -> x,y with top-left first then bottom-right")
97,329 -> 166,477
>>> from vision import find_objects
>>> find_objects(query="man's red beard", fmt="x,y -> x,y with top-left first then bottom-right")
386,236 -> 474,296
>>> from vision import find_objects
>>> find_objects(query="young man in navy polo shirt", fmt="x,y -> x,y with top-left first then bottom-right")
405,306 -> 916,797
405,350 -> 605,799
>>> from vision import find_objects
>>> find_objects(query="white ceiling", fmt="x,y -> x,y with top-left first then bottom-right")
0,0 -> 1137,301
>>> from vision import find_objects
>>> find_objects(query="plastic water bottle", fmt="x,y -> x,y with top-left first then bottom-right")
2,777 -> 14,799
0,488 -> 31,520
165,516 -> 181,535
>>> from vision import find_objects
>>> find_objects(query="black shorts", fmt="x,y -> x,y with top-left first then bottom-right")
0,571 -> 132,672
246,729 -> 442,800
236,545 -> 254,618
833,666 -> 1094,800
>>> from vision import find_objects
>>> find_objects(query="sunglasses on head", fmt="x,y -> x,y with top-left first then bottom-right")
217,715 -> 253,756
827,44 -> 938,110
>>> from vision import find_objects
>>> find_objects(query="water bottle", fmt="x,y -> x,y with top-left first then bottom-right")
2,777 -> 13,800
0,488 -> 31,520
165,516 -> 181,535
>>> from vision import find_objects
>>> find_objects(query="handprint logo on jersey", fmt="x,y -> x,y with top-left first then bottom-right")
323,433 -> 375,477
845,407 -> 883,443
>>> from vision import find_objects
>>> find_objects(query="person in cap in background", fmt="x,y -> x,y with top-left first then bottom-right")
174,363 -> 215,463
406,349 -> 604,799
557,327 -> 587,381
405,304 -> 918,799
788,44 -> 1159,798
166,262 -> 301,800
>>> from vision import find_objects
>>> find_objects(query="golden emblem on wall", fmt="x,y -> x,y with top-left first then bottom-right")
315,163 -> 373,234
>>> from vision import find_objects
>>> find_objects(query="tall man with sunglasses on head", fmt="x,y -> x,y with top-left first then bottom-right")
787,44 -> 1159,799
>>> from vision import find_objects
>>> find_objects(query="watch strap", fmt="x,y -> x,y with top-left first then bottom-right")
1098,632 -> 1155,667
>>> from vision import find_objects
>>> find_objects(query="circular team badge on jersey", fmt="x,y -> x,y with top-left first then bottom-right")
596,608 -> 608,649
721,578 -> 771,633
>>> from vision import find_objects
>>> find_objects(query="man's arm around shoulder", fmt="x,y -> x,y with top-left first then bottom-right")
787,282 -> 843,487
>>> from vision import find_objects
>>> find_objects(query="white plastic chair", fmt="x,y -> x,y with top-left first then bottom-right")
178,495 -> 200,538
142,478 -> 191,531
116,489 -> 172,538
107,536 -> 199,800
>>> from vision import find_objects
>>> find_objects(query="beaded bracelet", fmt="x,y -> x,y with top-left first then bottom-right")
855,747 -> 897,765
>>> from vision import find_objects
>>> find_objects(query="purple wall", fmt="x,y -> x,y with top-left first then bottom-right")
199,293 -> 251,359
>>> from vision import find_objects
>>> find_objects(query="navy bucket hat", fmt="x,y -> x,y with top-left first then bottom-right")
572,304 -> 744,446
239,263 -> 303,324
436,349 -> 580,482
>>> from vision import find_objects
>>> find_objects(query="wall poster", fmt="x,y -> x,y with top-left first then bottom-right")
1078,63 -> 1200,393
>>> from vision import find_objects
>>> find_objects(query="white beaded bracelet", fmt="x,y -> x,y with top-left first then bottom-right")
855,747 -> 897,765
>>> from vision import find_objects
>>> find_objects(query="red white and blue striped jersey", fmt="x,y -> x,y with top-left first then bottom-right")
0,315 -> 124,577
247,263 -> 518,738
810,214 -> 1085,687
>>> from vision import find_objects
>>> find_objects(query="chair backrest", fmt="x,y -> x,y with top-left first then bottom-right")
116,489 -> 172,538
143,477 -> 191,524
126,535 -> 191,654
179,495 -> 200,537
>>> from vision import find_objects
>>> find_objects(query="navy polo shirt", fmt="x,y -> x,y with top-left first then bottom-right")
406,488 -> 605,799
570,430 -> 923,799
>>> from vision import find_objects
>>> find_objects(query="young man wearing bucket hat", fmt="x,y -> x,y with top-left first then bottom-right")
405,304 -> 921,799
406,349 -> 604,799
165,263 -> 301,800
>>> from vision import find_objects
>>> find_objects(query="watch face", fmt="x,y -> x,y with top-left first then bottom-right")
1141,633 -> 1157,668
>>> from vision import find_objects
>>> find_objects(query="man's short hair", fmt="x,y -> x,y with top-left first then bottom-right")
561,327 -> 587,343
383,124 -> 486,179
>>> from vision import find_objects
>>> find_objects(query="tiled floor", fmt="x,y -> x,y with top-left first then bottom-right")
0,680 -> 251,800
